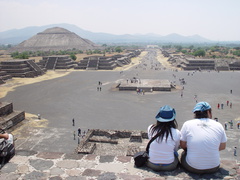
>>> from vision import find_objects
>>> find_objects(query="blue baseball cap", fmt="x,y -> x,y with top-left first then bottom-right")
155,105 -> 176,122
193,102 -> 211,112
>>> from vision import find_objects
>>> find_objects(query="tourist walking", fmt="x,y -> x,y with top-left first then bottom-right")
78,128 -> 81,136
237,121 -> 240,129
234,147 -> 237,156
72,118 -> 75,126
146,105 -> 180,171
178,102 -> 227,174
229,120 -> 233,129
73,131 -> 76,140
225,122 -> 228,130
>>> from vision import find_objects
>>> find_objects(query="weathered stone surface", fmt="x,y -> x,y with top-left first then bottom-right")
1,162 -> 17,173
82,169 -> 102,176
23,171 -> 47,180
18,164 -> 29,174
65,176 -> 86,180
64,153 -> 84,160
37,152 -> 64,159
99,155 -> 115,163
96,163 -> 125,173
98,172 -> 117,180
49,176 -> 63,180
84,154 -> 97,161
116,156 -> 132,163
50,167 -> 65,176
65,169 -> 82,176
78,161 -> 97,169
56,160 -> 79,169
119,173 -> 143,180
16,150 -> 37,156
0,173 -> 21,180
29,159 -> 54,171
10,155 -> 29,164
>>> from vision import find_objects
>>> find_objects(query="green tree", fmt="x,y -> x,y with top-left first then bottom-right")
175,45 -> 182,52
115,46 -> 123,53
70,54 -> 77,60
193,49 -> 205,57
11,51 -> 29,59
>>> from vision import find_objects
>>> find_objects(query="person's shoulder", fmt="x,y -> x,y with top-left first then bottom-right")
147,124 -> 154,131
182,119 -> 195,125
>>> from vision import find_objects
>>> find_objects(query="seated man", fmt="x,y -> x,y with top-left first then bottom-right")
0,133 -> 14,144
179,102 -> 227,174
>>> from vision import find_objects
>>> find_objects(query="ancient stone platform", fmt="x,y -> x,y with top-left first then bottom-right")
0,102 -> 25,130
118,79 -> 171,92
0,59 -> 45,78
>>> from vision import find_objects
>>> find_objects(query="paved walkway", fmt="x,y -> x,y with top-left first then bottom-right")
0,150 -> 239,180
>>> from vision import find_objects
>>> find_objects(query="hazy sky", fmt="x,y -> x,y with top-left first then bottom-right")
0,0 -> 240,41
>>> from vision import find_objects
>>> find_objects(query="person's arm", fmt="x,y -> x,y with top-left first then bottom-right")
180,140 -> 187,150
0,133 -> 9,140
219,142 -> 226,151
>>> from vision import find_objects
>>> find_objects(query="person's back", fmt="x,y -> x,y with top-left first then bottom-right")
148,126 -> 180,164
147,105 -> 180,171
181,118 -> 225,169
179,102 -> 227,174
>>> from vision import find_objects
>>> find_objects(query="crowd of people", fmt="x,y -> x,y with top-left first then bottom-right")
146,102 -> 227,174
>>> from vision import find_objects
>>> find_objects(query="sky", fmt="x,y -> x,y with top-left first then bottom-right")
0,0 -> 240,41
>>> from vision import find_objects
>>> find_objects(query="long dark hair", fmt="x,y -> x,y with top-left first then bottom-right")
150,120 -> 178,143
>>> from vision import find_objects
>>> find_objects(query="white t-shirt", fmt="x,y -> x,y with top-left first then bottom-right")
180,118 -> 227,169
148,124 -> 181,164
7,134 -> 14,144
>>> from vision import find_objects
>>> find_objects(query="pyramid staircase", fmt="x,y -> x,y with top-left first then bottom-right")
39,55 -> 77,70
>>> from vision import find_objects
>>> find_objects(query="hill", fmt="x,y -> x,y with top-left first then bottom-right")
0,23 -> 212,45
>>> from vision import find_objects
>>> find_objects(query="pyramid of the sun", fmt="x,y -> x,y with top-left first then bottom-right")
8,27 -> 100,52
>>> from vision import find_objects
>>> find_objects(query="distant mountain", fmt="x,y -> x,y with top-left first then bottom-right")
0,23 -> 212,45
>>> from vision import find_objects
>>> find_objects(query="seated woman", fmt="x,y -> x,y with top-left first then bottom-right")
146,105 -> 180,171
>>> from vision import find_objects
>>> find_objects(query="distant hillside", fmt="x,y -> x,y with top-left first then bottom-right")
0,23 -> 212,45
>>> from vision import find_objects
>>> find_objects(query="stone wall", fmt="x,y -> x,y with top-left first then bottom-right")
0,102 -> 25,130
0,59 -> 45,78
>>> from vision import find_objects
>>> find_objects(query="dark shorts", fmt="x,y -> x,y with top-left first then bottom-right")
178,149 -> 219,174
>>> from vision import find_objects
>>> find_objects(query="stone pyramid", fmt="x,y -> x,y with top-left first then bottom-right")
8,27 -> 100,52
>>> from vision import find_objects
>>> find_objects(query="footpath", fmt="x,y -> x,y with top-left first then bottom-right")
0,149 -> 239,180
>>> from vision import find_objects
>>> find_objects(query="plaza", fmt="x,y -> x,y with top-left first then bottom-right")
0,49 -> 240,179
